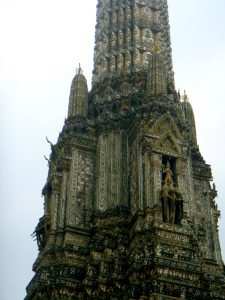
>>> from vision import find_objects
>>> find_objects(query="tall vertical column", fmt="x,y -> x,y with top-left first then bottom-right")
96,134 -> 108,212
58,170 -> 68,230
151,153 -> 162,221
96,131 -> 126,212
50,175 -> 61,230
129,136 -> 145,214
66,149 -> 79,227
48,174 -> 61,246
143,151 -> 151,208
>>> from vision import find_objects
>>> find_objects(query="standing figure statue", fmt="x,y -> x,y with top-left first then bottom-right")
163,161 -> 174,188
160,160 -> 183,225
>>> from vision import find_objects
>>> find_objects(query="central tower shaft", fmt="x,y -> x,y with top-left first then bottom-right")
92,0 -> 174,86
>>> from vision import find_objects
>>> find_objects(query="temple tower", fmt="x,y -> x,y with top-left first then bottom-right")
25,1 -> 225,299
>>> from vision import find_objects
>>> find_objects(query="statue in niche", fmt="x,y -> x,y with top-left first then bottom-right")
163,161 -> 174,188
161,160 -> 183,225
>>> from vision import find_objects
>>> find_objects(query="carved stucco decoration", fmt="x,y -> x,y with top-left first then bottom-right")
154,131 -> 181,155
141,112 -> 183,158
149,112 -> 183,157
150,111 -> 183,141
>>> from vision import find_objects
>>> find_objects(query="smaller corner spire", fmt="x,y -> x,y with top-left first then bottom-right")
68,64 -> 88,118
182,90 -> 189,102
181,90 -> 197,145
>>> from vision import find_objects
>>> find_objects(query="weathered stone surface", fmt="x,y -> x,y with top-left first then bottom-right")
25,1 -> 225,299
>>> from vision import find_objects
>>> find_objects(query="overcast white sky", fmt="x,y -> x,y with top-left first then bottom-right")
1,1 -> 225,299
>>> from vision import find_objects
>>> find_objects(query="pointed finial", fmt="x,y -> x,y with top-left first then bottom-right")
177,89 -> 181,101
182,90 -> 189,101
76,63 -> 83,75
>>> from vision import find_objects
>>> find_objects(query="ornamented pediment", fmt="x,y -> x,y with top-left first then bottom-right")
150,112 -> 183,141
154,131 -> 181,155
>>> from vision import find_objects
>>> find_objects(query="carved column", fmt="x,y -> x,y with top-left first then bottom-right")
130,139 -> 138,214
185,156 -> 195,222
96,131 -> 124,211
151,153 -> 162,221
121,130 -> 129,208
130,135 -> 144,214
66,149 -> 80,227
56,158 -> 70,246
176,158 -> 188,220
48,174 -> 61,246
96,134 -> 108,211
64,148 -> 94,246
137,139 -> 144,211
109,131 -> 122,208
143,151 -> 151,209
50,175 -> 61,230
58,162 -> 69,229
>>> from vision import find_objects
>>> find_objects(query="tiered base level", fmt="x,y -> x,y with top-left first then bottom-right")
25,209 -> 225,300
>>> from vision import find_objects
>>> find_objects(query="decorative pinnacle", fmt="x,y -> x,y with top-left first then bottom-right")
76,63 -> 83,75
182,90 -> 189,101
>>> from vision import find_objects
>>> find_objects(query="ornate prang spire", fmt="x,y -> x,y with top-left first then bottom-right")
92,0 -> 174,87
68,64 -> 88,118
